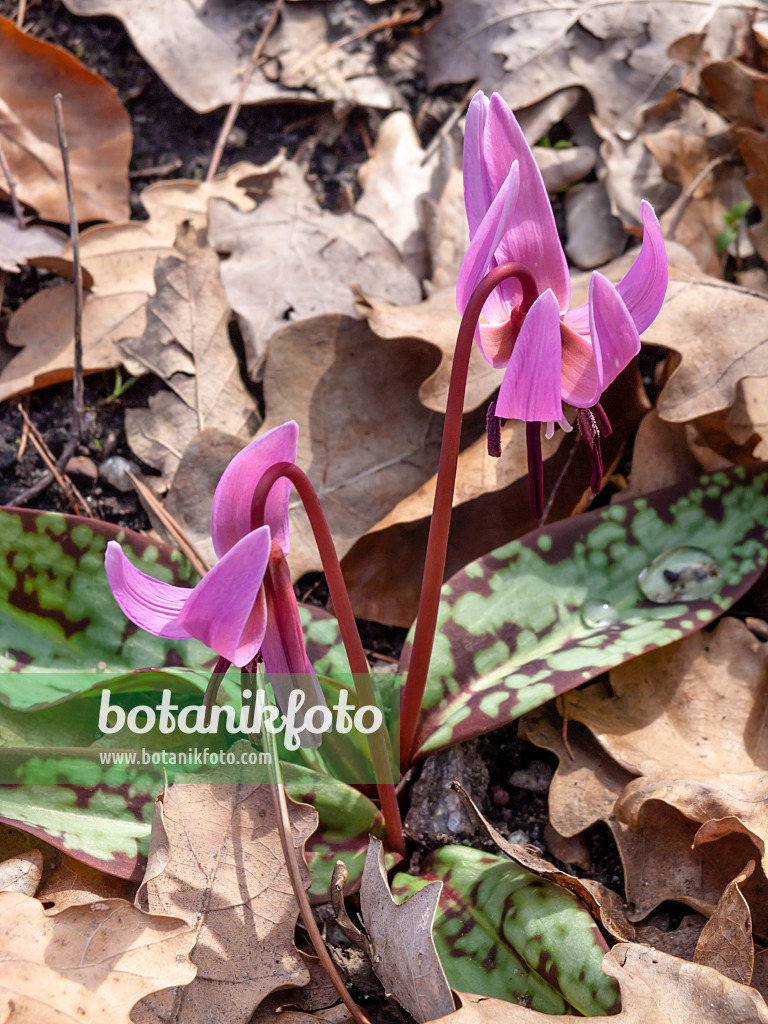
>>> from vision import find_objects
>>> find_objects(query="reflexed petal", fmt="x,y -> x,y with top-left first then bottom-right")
105,541 -> 194,640
615,200 -> 668,334
176,526 -> 272,667
589,272 -> 641,389
457,160 -> 520,319
210,421 -> 298,559
495,289 -> 563,422
463,91 -> 492,236
560,318 -> 602,408
486,94 -> 570,310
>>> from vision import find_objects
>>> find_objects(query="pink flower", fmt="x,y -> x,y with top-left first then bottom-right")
457,91 -> 667,507
104,421 -> 325,745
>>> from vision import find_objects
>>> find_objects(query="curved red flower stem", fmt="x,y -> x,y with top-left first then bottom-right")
251,462 -> 406,859
399,262 -> 538,770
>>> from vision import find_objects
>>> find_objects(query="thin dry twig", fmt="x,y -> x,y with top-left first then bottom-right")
127,471 -> 211,578
53,93 -> 84,444
16,396 -> 29,461
15,405 -> 89,515
206,0 -> 287,182
0,139 -> 26,230
16,0 -> 27,29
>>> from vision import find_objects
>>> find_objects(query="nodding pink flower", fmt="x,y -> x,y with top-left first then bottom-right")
457,90 -> 668,514
104,421 -> 326,747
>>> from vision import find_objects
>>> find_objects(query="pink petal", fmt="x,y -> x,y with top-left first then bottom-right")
105,541 -> 194,640
589,272 -> 641,390
457,160 -> 520,322
486,94 -> 571,311
462,91 -> 492,236
176,526 -> 273,667
559,318 -> 602,408
615,200 -> 668,334
210,421 -> 298,559
477,310 -> 525,368
495,289 -> 563,422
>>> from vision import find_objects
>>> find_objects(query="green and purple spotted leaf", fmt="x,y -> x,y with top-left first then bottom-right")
400,465 -> 768,759
393,846 -> 618,1015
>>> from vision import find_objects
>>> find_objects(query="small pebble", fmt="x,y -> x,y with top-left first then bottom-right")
65,456 -> 99,482
491,785 -> 510,807
99,455 -> 139,492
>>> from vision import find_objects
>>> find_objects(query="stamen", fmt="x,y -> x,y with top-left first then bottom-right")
576,408 -> 603,494
525,422 -> 544,519
593,402 -> 613,436
486,400 -> 503,458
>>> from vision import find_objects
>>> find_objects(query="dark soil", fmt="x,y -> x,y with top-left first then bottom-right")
0,0 -> 629,959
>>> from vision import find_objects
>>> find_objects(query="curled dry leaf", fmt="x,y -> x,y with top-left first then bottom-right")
0,14 -> 131,222
694,861 -> 755,986
258,313 -> 443,583
0,890 -> 196,1023
0,163 -> 262,404
359,836 -> 455,1024
208,161 -> 421,376
356,111 -> 435,280
121,221 -> 259,489
433,942 -> 768,1024
133,778 -> 317,1024
36,851 -> 137,913
0,849 -> 42,895
0,216 -> 67,273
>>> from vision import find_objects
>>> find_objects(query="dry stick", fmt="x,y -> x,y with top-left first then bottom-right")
205,0 -> 287,183
399,262 -> 539,771
54,94 -> 84,446
251,462 -> 405,858
538,430 -> 581,528
252,667 -> 372,1024
16,396 -> 30,461
16,0 -> 26,29
127,471 -> 212,578
0,139 -> 25,230
665,154 -> 728,242
16,405 -> 89,514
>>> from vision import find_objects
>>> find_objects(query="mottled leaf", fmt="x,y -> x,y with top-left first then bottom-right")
400,464 -> 768,759
393,846 -> 619,1016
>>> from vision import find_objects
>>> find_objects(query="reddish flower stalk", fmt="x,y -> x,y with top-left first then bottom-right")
399,262 -> 538,770
250,461 -> 406,858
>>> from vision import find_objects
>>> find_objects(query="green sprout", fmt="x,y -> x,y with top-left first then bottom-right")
717,199 -> 753,253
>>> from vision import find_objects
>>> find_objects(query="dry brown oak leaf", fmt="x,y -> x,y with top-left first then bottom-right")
0,889 -> 195,1022
0,216 -> 67,273
122,221 -> 259,491
360,836 -> 455,1024
257,312 -> 444,584
62,0 -> 399,114
694,860 -> 756,987
0,14 -> 130,222
132,781 -> 317,1024
430,943 -> 768,1024
207,160 -> 421,376
559,617 -> 768,934
0,162 -> 261,404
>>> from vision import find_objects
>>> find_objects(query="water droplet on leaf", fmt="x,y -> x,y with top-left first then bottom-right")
638,546 -> 720,603
581,600 -> 620,628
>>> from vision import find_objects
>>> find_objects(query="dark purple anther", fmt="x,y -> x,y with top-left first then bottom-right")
486,400 -> 503,458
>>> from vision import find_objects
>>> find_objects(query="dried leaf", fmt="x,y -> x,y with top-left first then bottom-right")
356,111 -> 435,279
0,890 -> 195,1022
433,942 -> 768,1024
208,161 -> 421,375
0,850 -> 42,895
620,411 -> 700,500
134,778 -> 317,1024
121,222 -> 259,488
0,216 -> 67,273
62,0 -> 400,113
359,836 -> 454,1023
0,14 -> 131,222
694,861 -> 755,986
727,377 -> 768,458
0,163 -> 262,404
37,852 -> 137,912
258,313 -> 443,582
